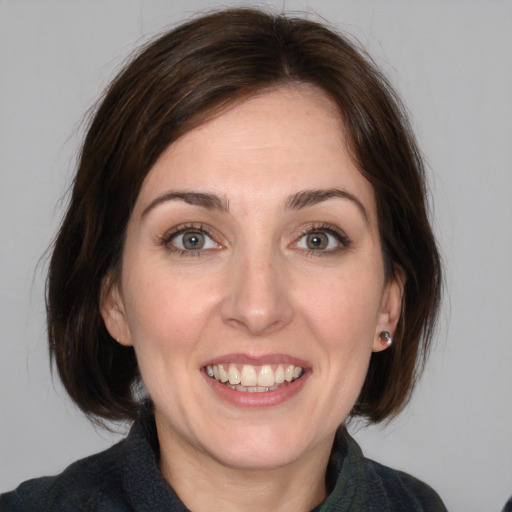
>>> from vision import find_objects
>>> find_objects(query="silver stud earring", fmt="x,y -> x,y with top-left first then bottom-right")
379,331 -> 392,347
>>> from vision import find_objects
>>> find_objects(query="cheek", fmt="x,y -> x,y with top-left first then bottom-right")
298,271 -> 382,349
120,276 -> 203,399
121,267 -> 219,355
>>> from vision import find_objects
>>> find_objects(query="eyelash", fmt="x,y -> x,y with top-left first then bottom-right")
160,223 -> 219,257
294,223 -> 351,257
159,222 -> 351,258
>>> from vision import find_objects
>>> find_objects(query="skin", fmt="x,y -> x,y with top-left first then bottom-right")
102,85 -> 402,512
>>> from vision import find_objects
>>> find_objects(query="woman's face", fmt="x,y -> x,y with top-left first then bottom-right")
103,85 -> 401,471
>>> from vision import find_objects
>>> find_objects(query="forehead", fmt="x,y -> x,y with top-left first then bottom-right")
134,85 -> 375,221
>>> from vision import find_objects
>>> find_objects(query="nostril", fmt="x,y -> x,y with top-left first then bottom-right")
220,257 -> 294,334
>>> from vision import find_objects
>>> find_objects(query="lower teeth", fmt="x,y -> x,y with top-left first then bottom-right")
226,384 -> 280,393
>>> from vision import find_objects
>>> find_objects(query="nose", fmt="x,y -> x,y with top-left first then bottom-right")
220,247 -> 294,336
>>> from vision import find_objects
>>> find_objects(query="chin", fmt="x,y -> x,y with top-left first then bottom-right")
199,422 -> 324,471
212,441 -> 303,471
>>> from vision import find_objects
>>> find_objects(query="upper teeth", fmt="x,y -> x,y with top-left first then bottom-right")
206,363 -> 304,388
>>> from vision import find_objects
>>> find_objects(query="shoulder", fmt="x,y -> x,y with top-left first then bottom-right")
326,432 -> 448,511
362,457 -> 447,511
0,440 -> 128,512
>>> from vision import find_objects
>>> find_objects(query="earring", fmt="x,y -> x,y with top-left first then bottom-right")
379,331 -> 392,347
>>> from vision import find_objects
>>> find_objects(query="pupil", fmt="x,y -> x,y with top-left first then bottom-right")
307,233 -> 327,250
183,232 -> 204,249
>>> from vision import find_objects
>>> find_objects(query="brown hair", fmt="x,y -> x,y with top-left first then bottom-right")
47,8 -> 441,424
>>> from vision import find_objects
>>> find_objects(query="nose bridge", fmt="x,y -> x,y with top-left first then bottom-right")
221,236 -> 292,335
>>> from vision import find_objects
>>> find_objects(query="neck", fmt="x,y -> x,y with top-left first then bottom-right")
156,418 -> 333,512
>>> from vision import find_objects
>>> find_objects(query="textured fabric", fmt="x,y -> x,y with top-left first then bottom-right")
1,407 -> 447,511
502,495 -> 512,512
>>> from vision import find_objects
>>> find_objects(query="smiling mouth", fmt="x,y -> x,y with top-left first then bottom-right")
205,363 -> 305,392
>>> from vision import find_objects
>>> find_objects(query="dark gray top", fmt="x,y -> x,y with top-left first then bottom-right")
1,406 -> 447,511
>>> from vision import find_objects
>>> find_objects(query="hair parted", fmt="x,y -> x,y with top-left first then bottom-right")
47,7 -> 442,424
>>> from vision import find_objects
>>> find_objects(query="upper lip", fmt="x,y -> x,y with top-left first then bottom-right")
201,353 -> 310,368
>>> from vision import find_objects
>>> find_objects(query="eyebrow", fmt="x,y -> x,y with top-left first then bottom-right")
141,187 -> 368,223
142,191 -> 230,217
285,188 -> 369,223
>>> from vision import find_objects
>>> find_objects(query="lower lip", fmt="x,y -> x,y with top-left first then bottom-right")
203,371 -> 309,408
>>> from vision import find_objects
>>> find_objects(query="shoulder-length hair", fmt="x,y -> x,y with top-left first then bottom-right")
47,8 -> 442,424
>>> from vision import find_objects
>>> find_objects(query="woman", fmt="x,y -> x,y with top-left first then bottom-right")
1,8 -> 446,511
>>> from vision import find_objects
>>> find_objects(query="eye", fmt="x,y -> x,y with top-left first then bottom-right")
164,226 -> 221,254
295,226 -> 349,253
303,232 -> 331,250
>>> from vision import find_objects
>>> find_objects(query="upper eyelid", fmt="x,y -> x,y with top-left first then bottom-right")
161,224 -> 216,244
158,221 -> 350,247
295,223 -> 349,239
160,225 -> 223,256
293,224 -> 351,248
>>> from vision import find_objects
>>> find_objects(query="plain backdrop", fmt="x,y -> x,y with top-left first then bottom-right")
1,1 -> 511,511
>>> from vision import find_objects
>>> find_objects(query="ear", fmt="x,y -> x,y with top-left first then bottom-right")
372,266 -> 405,353
100,276 -> 132,347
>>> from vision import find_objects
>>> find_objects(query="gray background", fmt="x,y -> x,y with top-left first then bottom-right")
1,1 -> 511,510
